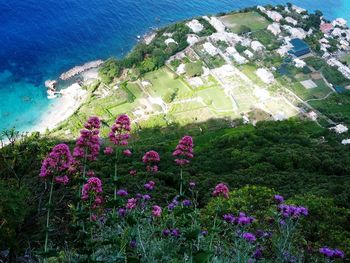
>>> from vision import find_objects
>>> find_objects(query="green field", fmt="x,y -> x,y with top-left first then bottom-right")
197,87 -> 233,111
219,11 -> 270,34
143,67 -> 193,99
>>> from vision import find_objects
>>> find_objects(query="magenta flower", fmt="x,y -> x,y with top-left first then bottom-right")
81,177 -> 103,210
40,143 -> 73,185
109,114 -> 131,146
173,135 -> 194,166
144,180 -> 155,191
73,116 -> 101,161
87,170 -> 95,177
189,181 -> 196,189
129,169 -> 137,176
142,150 -> 160,172
212,183 -> 229,198
126,198 -> 137,210
104,146 -> 114,155
152,205 -> 162,217
123,149 -> 132,157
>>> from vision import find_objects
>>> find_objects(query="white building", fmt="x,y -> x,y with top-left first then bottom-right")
292,5 -> 306,14
186,19 -> 204,33
267,23 -> 281,36
187,34 -> 200,46
288,27 -> 307,39
176,64 -> 186,75
257,6 -> 266,12
256,68 -> 275,84
330,124 -> 349,134
285,17 -> 298,26
327,58 -> 350,79
251,41 -> 265,52
307,111 -> 318,121
332,27 -> 344,37
244,49 -> 254,58
266,10 -> 283,22
294,58 -> 306,68
232,53 -> 247,64
332,18 -> 347,28
165,38 -> 177,46
203,42 -> 218,56
204,16 -> 226,32
341,139 -> 350,145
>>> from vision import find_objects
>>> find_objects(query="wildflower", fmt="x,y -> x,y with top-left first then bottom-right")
109,114 -> 131,146
173,135 -> 194,166
223,214 -> 235,223
144,180 -> 155,191
171,228 -> 180,237
201,230 -> 208,236
126,198 -> 137,210
104,146 -> 113,155
168,198 -> 179,211
40,144 -> 73,184
117,189 -> 128,196
54,175 -> 69,185
142,194 -> 151,201
253,248 -> 263,259
319,247 -> 345,259
142,150 -> 160,172
123,149 -> 132,157
242,232 -> 257,243
118,208 -> 127,217
163,229 -> 171,236
182,199 -> 192,206
129,169 -> 137,176
152,205 -> 162,217
81,177 -> 103,202
274,194 -> 284,204
73,117 -> 101,161
130,240 -> 137,249
87,170 -> 95,177
90,214 -> 97,221
189,181 -> 196,189
278,204 -> 308,219
212,183 -> 229,198
223,212 -> 254,225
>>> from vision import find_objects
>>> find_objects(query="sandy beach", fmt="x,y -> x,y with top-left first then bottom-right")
34,83 -> 88,133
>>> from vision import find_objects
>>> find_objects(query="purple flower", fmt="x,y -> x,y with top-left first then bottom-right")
171,228 -> 180,237
201,230 -> 208,236
319,247 -> 345,259
253,248 -> 263,259
144,180 -> 155,191
182,199 -> 192,206
163,229 -> 171,236
242,232 -> 257,243
278,204 -> 308,219
104,146 -> 113,155
130,240 -> 137,249
117,189 -> 128,196
223,214 -> 235,223
118,208 -> 127,217
142,194 -> 151,201
274,194 -> 284,204
189,181 -> 196,189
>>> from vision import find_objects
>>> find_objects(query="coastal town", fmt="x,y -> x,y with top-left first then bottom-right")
48,4 -> 350,143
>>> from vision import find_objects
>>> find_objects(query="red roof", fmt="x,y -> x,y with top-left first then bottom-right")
320,23 -> 333,33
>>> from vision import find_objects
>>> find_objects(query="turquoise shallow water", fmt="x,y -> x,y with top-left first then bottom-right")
0,0 -> 349,132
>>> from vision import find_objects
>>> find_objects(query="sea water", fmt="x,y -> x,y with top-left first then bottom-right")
0,0 -> 348,132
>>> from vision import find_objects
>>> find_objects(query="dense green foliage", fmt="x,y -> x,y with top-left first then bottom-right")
1,118 -> 350,261
185,61 -> 203,77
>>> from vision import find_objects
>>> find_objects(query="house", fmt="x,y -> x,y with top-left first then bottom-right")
204,16 -> 226,32
330,124 -> 348,134
165,38 -> 177,46
232,53 -> 247,64
266,10 -> 283,22
341,139 -> 350,145
256,68 -> 274,84
294,58 -> 306,68
292,5 -> 306,14
267,23 -> 281,36
285,17 -> 298,26
289,38 -> 311,57
203,42 -> 218,56
332,28 -> 344,37
320,23 -> 334,34
186,19 -> 204,33
257,6 -> 266,12
288,27 -> 307,39
251,41 -> 265,52
244,50 -> 254,59
332,18 -> 347,28
187,34 -> 200,46
226,46 -> 237,56
307,111 -> 318,121
327,58 -> 350,79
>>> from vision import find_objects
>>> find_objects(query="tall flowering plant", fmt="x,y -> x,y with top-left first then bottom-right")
108,114 -> 131,202
142,150 -> 160,173
39,144 -> 73,258
172,135 -> 193,196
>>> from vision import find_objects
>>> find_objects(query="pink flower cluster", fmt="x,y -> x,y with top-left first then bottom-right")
109,114 -> 131,146
73,116 -> 101,161
82,177 -> 103,208
144,180 -> 155,191
173,135 -> 194,166
40,144 -> 73,185
152,205 -> 162,217
142,150 -> 160,172
212,183 -> 229,198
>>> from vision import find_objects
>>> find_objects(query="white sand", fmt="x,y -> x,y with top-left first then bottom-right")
34,83 -> 88,132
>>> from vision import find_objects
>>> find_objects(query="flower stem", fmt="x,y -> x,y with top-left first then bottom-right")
179,167 -> 183,196
114,149 -> 118,201
44,176 -> 54,261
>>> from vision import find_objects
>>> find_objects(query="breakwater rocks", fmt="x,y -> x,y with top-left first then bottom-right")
59,60 -> 104,80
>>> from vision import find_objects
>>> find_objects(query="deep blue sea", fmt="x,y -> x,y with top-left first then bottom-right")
0,0 -> 347,132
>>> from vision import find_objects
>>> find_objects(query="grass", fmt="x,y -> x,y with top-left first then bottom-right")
196,87 -> 233,111
219,11 -> 270,34
143,67 -> 193,100
340,53 -> 350,66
